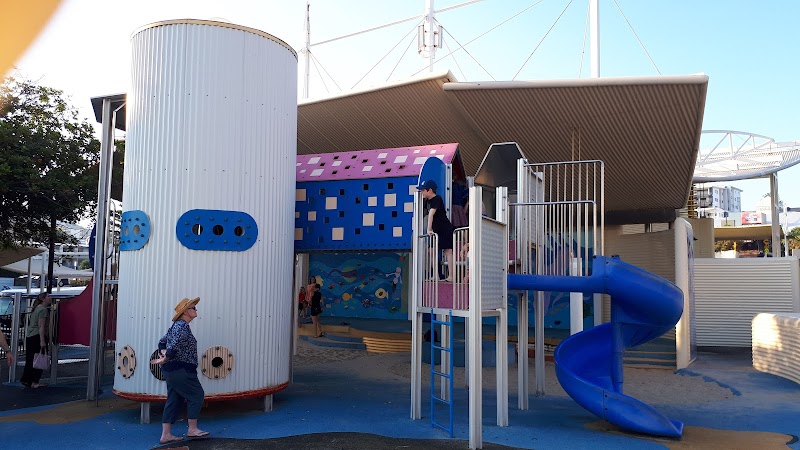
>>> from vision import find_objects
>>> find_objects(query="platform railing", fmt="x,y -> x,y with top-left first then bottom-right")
452,227 -> 469,310
420,233 -> 439,309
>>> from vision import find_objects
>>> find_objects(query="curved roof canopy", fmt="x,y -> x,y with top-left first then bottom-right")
298,71 -> 708,224
694,130 -> 800,182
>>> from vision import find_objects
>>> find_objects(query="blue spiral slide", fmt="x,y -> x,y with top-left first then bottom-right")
507,255 -> 684,438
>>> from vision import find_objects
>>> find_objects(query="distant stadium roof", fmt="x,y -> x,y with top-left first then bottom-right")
694,130 -> 800,182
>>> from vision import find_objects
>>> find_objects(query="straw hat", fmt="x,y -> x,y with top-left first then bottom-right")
172,297 -> 200,321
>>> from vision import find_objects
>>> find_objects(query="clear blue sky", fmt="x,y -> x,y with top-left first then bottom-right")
9,0 -> 799,211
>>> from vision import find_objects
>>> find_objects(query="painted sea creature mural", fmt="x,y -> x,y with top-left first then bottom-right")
309,252 -> 409,319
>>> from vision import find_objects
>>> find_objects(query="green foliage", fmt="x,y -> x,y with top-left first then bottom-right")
78,259 -> 91,270
788,227 -> 800,251
0,77 -> 100,249
714,240 -> 735,252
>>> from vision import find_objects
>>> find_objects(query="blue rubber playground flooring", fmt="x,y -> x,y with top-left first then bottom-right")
1,330 -> 798,449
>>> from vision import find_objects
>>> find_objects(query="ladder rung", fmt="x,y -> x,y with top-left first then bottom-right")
432,370 -> 452,378
431,321 -> 453,326
431,396 -> 451,405
431,345 -> 451,352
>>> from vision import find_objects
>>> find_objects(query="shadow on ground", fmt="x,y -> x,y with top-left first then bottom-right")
164,432 -> 518,450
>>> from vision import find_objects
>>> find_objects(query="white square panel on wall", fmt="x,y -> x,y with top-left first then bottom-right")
332,228 -> 344,241
384,193 -> 396,207
408,185 -> 416,195
393,227 -> 403,237
296,189 -> 306,201
326,197 -> 338,210
294,228 -> 303,240
404,202 -> 414,213
295,211 -> 300,218
308,211 -> 317,221
363,213 -> 375,226
368,197 -> 377,207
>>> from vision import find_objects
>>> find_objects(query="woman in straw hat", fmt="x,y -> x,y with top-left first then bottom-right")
150,297 -> 209,444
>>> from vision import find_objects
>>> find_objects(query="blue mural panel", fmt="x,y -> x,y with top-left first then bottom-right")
295,176 -> 416,252
176,209 -> 258,251
309,252 -> 409,319
120,210 -> 151,251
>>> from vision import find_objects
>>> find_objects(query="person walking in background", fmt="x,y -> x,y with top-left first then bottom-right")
20,292 -> 50,388
310,284 -> 325,337
418,179 -> 454,282
150,297 -> 209,445
1,328 -> 14,365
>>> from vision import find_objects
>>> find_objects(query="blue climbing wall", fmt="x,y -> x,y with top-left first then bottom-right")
294,176 -> 417,252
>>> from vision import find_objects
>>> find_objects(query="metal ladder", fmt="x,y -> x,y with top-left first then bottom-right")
430,309 -> 454,437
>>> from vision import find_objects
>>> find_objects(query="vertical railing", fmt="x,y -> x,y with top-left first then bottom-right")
421,234 -> 439,309
452,227 -> 469,310
512,159 -> 605,396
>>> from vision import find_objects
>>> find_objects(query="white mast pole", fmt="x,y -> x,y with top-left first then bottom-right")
303,2 -> 311,99
590,0 -> 599,78
425,0 -> 436,72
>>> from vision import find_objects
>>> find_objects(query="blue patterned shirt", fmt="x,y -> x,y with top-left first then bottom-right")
158,320 -> 198,372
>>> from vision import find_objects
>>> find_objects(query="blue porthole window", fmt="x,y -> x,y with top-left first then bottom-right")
176,209 -> 258,251
120,210 -> 151,251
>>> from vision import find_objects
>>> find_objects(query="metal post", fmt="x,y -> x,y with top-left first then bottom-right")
25,258 -> 32,294
569,258 -> 583,335
263,394 -> 273,412
784,203 -> 789,257
410,190 -> 424,420
589,0 -> 599,78
467,186 -> 482,450
140,402 -> 150,424
424,0 -> 436,72
88,98 -> 115,401
49,300 -> 59,385
770,173 -> 781,257
302,2 -> 311,99
8,292 -> 22,383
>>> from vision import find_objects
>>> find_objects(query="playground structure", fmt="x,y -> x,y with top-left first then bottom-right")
411,142 -> 688,448
70,14 -> 714,449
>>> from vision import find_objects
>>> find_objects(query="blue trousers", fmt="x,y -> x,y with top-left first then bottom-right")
162,368 -> 204,424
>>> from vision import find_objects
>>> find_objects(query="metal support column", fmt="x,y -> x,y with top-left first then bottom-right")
770,173 -> 781,257
88,98 -> 115,401
140,402 -> 150,424
8,293 -> 22,383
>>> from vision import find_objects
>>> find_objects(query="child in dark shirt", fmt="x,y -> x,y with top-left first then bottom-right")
417,179 -> 454,282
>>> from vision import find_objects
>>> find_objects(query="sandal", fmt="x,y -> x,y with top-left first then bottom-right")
159,436 -> 184,444
186,431 -> 209,438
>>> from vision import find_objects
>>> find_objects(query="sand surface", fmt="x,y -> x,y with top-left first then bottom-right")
293,339 -> 736,406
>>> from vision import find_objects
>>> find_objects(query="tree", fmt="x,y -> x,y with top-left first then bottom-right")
788,227 -> 800,251
0,77 -> 100,289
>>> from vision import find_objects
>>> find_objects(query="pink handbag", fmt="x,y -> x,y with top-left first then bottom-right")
33,350 -> 50,371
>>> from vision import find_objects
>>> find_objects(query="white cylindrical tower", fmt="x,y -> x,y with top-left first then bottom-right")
113,20 -> 297,402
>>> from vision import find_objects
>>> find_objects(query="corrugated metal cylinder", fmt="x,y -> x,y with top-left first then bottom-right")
114,20 -> 297,401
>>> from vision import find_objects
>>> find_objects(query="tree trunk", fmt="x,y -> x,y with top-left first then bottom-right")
47,215 -> 56,294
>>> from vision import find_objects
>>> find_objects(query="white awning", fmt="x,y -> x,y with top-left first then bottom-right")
2,257 -> 94,278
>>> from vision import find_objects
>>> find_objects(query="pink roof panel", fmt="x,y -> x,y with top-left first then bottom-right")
296,143 -> 459,182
